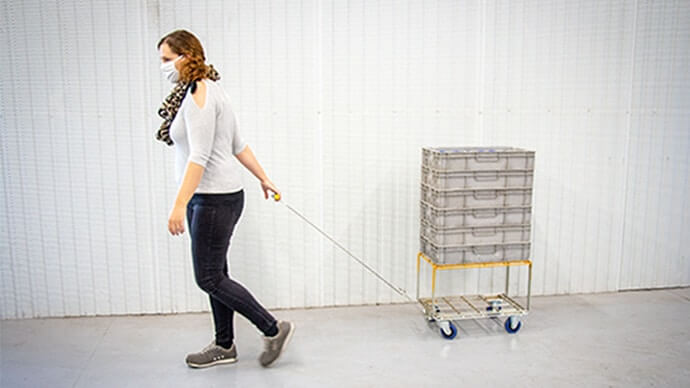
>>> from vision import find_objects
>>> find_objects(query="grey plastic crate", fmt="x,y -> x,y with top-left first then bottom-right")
421,167 -> 533,190
420,201 -> 531,228
422,147 -> 535,171
421,184 -> 532,209
420,222 -> 531,246
420,237 -> 531,264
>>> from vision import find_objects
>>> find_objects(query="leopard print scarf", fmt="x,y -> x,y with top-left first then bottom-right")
155,65 -> 221,146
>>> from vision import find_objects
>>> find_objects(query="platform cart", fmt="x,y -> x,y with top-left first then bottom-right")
416,252 -> 532,339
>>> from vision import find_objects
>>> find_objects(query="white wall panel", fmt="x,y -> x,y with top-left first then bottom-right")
1,0 -> 688,319
619,0 -> 690,290
481,0 -> 636,296
319,0 -> 481,303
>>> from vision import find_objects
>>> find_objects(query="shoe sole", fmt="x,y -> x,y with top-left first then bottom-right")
264,322 -> 295,368
186,357 -> 238,369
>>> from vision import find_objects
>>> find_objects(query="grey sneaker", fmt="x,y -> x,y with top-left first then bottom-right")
259,321 -> 295,367
185,341 -> 238,368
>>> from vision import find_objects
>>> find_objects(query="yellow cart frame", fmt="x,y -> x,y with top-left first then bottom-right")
416,252 -> 532,338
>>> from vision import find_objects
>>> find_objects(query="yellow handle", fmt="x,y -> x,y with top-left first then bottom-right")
273,193 -> 281,201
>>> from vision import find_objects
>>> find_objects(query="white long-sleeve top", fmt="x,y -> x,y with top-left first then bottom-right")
169,80 -> 248,193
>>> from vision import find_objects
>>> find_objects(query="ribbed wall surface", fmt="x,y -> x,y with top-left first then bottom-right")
1,0 -> 688,319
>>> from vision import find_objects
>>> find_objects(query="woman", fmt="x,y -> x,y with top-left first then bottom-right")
156,29 -> 294,369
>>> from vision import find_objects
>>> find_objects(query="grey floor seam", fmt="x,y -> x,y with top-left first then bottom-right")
70,319 -> 112,388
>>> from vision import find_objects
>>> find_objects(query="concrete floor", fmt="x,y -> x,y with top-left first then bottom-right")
1,288 -> 689,388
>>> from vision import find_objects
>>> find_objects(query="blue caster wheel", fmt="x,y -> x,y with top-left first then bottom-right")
440,321 -> 457,340
486,300 -> 502,312
504,316 -> 522,334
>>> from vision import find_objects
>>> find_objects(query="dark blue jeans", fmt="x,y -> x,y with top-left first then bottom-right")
186,190 -> 277,345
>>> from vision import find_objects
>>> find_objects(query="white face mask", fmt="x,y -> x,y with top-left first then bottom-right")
160,55 -> 184,83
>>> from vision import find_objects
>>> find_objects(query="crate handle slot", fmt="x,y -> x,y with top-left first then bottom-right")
472,246 -> 497,255
473,171 -> 500,181
475,153 -> 500,162
472,209 -> 498,218
473,190 -> 498,200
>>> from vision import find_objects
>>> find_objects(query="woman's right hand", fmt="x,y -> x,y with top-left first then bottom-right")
261,179 -> 281,201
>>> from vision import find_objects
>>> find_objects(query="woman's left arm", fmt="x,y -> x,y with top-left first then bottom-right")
169,161 -> 204,236
235,145 -> 281,200
169,81 -> 214,236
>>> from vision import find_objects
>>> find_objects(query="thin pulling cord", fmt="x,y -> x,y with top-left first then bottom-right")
272,194 -> 415,303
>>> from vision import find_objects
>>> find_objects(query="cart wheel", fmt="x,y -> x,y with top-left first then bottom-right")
486,300 -> 502,312
504,316 -> 522,334
440,322 -> 457,340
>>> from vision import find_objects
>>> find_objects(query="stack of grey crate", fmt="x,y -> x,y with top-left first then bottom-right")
420,147 -> 535,264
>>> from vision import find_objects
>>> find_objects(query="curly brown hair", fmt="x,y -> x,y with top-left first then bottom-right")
157,29 -> 216,83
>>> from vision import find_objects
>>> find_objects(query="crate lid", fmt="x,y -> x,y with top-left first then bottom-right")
427,146 -> 532,154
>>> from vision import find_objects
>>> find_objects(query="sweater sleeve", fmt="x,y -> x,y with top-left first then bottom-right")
231,109 -> 248,155
183,100 -> 216,168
